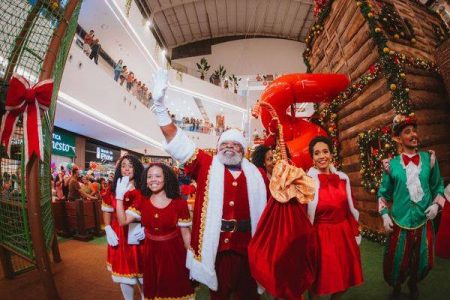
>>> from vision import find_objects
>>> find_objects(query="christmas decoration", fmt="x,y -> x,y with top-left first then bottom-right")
0,74 -> 53,165
360,227 -> 387,244
357,126 -> 396,193
432,23 -> 450,47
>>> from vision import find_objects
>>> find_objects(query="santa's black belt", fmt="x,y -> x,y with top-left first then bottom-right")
221,219 -> 251,233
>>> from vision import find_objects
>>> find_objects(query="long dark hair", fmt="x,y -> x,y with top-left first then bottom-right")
308,136 -> 333,157
251,145 -> 271,171
111,155 -> 144,194
141,163 -> 180,199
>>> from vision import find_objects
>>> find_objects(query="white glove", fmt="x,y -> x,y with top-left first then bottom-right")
425,203 -> 439,220
134,226 -> 145,241
382,214 -> 394,233
105,225 -> 119,247
151,69 -> 171,126
355,235 -> 362,245
115,176 -> 131,200
152,69 -> 168,105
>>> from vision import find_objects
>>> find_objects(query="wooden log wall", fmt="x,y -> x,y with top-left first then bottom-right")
307,0 -> 450,232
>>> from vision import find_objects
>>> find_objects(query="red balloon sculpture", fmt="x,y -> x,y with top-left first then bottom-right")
257,73 -> 350,169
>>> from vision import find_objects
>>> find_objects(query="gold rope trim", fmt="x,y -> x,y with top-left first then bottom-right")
127,207 -> 141,216
102,201 -> 113,209
178,218 -> 192,223
185,149 -> 199,165
194,166 -> 212,262
145,293 -> 195,300
110,270 -> 143,278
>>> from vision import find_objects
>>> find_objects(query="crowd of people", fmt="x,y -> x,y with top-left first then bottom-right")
81,29 -> 153,108
51,165 -> 112,202
169,113 -> 229,136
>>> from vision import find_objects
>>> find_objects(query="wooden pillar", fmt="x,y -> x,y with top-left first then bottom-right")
0,245 -> 14,279
25,1 -> 81,299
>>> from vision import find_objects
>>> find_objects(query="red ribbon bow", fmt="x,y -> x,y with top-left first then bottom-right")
0,74 -> 53,164
402,154 -> 420,166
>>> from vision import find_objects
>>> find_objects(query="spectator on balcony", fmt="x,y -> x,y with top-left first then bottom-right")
126,72 -> 135,91
83,29 -> 94,55
120,66 -> 128,86
113,59 -> 123,82
89,38 -> 101,65
131,78 -> 138,97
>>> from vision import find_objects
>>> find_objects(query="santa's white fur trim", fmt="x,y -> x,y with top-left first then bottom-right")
186,156 -> 266,291
307,166 -> 359,224
101,205 -> 114,213
217,128 -> 247,150
163,128 -> 196,163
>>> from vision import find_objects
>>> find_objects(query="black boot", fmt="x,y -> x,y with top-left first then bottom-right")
389,284 -> 401,300
408,279 -> 419,300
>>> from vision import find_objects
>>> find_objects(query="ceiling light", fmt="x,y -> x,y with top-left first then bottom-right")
161,49 -> 167,56
145,20 -> 153,27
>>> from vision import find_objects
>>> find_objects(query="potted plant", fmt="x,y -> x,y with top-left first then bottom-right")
212,70 -> 221,85
196,57 -> 210,80
217,65 -> 227,85
229,74 -> 241,93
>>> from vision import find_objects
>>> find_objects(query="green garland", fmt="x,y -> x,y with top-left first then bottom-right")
357,126 -> 396,194
361,227 -> 387,244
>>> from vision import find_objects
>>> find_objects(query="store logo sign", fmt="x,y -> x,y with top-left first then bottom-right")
52,130 -> 76,157
96,147 -> 114,161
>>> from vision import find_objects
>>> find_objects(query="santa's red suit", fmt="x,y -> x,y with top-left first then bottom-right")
164,129 -> 268,299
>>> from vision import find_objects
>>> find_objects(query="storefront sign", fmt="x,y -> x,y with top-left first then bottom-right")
52,129 -> 76,157
96,147 -> 114,161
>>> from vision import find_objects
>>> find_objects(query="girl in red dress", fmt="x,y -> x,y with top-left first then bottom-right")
101,155 -> 144,299
116,163 -> 194,300
307,136 -> 363,299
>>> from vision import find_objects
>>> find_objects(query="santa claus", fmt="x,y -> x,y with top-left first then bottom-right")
151,70 -> 268,299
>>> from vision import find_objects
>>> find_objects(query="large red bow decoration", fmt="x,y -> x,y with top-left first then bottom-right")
0,74 -> 53,164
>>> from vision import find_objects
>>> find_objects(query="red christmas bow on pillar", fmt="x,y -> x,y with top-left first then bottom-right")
0,74 -> 53,164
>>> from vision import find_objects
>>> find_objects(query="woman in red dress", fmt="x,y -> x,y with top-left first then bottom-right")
306,136 -> 363,299
116,163 -> 194,300
436,184 -> 450,259
101,155 -> 144,299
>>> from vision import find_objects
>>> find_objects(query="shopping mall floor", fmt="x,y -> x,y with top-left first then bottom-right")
1,237 -> 450,300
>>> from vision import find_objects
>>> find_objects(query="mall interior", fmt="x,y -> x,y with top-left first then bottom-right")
1,0 -> 450,299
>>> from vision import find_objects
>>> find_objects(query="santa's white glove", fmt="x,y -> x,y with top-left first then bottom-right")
105,225 -> 119,247
152,69 -> 168,104
151,70 -> 171,126
115,176 -> 131,200
134,226 -> 145,241
382,214 -> 394,233
425,203 -> 439,220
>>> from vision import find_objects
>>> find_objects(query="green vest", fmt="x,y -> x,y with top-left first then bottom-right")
378,151 -> 445,229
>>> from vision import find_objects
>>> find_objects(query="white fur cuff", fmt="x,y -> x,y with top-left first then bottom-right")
163,129 -> 196,163
126,209 -> 141,220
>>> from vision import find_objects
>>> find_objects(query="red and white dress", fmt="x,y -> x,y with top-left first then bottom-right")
101,189 -> 143,284
126,197 -> 194,300
307,168 -> 363,295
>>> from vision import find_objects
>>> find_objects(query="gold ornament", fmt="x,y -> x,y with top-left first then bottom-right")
384,143 -> 390,149
390,84 -> 397,90
367,12 -> 374,18
370,189 -> 376,194
400,73 -> 406,78
411,38 -> 417,43
383,47 -> 390,54
356,1 -> 362,7
375,27 -> 382,33
389,50 -> 395,55
394,34 -> 400,39
405,88 -> 410,92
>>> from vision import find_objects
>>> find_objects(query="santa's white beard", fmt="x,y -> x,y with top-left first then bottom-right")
217,149 -> 243,166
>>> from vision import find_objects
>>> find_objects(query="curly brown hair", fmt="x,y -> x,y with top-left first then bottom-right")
141,163 -> 181,199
